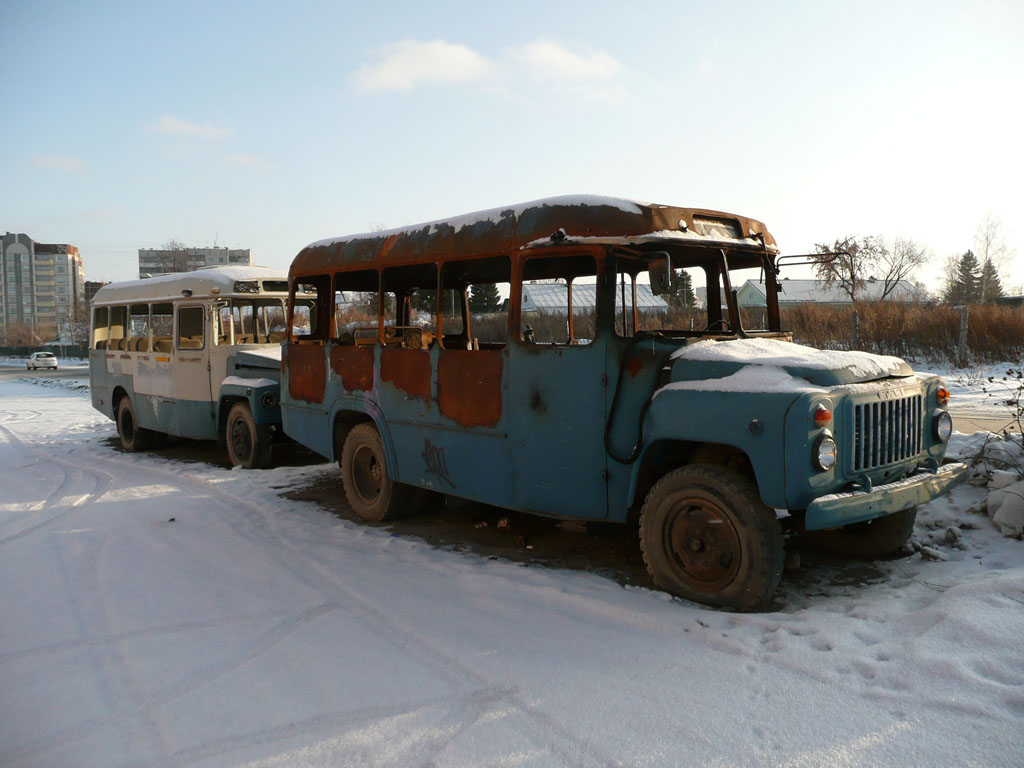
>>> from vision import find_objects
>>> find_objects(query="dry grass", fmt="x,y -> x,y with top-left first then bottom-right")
783,303 -> 1024,364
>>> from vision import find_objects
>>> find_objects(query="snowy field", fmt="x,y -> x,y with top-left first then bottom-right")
1,374 -> 1022,767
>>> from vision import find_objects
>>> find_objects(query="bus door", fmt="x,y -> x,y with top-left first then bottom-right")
172,304 -> 215,438
508,251 -> 609,520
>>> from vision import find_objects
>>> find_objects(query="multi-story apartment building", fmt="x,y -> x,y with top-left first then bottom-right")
84,280 -> 109,305
138,245 -> 252,277
1,232 -> 86,344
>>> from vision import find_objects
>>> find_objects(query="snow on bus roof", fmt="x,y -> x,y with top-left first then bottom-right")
93,266 -> 288,303
305,195 -> 648,250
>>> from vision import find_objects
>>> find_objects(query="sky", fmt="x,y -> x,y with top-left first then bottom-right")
2,0 -> 1022,292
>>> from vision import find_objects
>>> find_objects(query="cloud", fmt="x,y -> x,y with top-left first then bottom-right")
150,115 -> 233,139
33,154 -> 85,172
350,39 -> 490,92
511,39 -> 622,81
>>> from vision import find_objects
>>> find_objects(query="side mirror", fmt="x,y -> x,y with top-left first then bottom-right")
648,252 -> 672,296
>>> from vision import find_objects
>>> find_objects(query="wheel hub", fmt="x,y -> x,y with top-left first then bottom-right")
666,500 -> 741,590
352,445 -> 383,505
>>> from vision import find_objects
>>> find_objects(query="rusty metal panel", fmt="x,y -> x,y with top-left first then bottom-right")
437,350 -> 503,428
290,197 -> 777,278
287,344 -> 326,404
330,346 -> 374,392
380,348 -> 430,401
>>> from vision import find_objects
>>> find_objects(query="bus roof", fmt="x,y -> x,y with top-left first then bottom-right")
291,195 -> 778,275
93,266 -> 288,305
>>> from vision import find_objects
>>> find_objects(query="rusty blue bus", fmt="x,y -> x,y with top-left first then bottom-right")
279,196 -> 964,609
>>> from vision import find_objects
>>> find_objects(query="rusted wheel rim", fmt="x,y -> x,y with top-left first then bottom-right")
663,496 -> 742,592
352,443 -> 383,506
230,417 -> 252,462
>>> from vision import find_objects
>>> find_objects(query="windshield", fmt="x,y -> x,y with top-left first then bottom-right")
614,249 -> 779,337
216,298 -> 288,345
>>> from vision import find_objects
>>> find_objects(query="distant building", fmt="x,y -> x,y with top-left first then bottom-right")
85,280 -> 109,305
138,245 -> 252,277
697,278 -> 929,309
520,282 -> 668,313
1,232 -> 86,343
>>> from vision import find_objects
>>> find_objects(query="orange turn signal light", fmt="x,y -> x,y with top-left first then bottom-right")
936,387 -> 950,406
814,404 -> 832,428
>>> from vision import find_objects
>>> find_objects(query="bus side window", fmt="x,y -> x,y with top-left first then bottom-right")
521,254 -> 597,345
217,305 -> 233,345
151,304 -> 173,351
381,264 -> 438,349
290,276 -> 330,344
129,304 -> 150,351
92,306 -> 109,349
109,306 -> 127,350
333,269 -> 379,346
177,306 -> 205,350
440,255 -> 510,350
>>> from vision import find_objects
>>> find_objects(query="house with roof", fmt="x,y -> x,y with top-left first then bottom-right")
519,282 -> 668,314
699,278 -> 929,309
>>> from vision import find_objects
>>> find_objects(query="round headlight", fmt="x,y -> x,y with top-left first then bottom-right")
261,392 -> 279,409
933,410 -> 952,442
813,433 -> 838,472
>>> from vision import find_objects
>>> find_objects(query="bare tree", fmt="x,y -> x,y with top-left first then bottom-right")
5,323 -> 45,347
877,237 -> 931,300
813,235 -> 886,302
974,214 -> 1013,301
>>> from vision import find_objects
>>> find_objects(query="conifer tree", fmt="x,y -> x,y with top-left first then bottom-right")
942,250 -> 982,304
469,283 -> 501,313
666,269 -> 696,309
979,257 -> 1004,303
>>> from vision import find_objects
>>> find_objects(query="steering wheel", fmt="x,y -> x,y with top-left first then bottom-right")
704,319 -> 733,332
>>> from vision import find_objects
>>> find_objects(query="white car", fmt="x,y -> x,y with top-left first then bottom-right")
27,352 -> 59,370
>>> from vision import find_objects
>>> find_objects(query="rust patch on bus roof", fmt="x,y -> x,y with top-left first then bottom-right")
437,350 -> 503,428
380,348 -> 430,401
330,346 -> 374,392
288,344 -> 326,404
290,197 -> 777,278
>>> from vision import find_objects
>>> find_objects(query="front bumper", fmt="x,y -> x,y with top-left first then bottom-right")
804,462 -> 967,531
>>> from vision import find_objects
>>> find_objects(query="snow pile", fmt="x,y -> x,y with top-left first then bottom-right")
672,337 -> 909,380
655,364 -> 826,395
948,431 -> 1024,537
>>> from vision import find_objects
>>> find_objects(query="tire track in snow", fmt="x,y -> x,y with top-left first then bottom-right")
45,445 -> 621,767
0,423 -> 113,546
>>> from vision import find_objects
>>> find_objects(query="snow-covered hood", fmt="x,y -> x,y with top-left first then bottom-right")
230,346 -> 282,372
668,338 -> 913,389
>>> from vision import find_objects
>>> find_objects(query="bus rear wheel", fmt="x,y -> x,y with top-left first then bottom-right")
116,396 -> 157,452
226,402 -> 272,469
639,465 -> 784,611
340,423 -> 418,522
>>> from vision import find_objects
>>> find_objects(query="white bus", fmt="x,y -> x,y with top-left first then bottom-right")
89,266 -> 302,467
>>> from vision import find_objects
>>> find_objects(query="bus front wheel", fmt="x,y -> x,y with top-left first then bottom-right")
116,396 -> 157,452
226,402 -> 272,469
639,465 -> 784,611
340,423 -> 417,522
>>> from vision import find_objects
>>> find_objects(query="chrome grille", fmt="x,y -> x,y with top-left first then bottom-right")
851,395 -> 923,471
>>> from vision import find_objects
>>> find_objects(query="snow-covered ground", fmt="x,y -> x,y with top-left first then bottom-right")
1,376 -> 1022,767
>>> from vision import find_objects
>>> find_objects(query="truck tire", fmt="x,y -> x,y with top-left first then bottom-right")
804,507 -> 917,559
225,401 -> 273,469
639,465 -> 784,611
340,422 -> 418,522
116,396 -> 158,452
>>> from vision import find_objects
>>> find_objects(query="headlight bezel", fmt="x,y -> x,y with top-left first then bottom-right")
812,431 -> 838,472
933,410 -> 953,442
